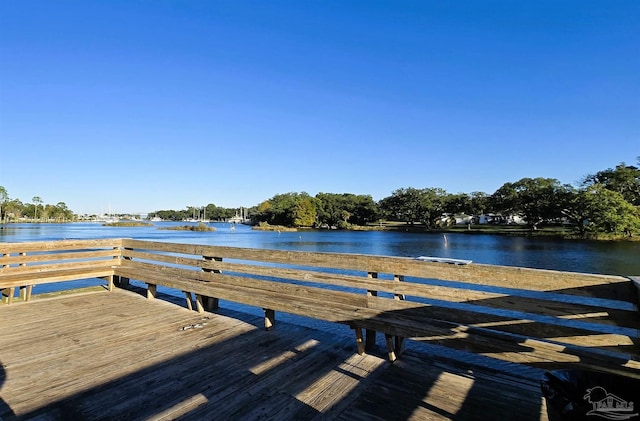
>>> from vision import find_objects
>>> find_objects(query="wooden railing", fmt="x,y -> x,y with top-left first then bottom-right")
1,238 -> 639,377
0,239 -> 122,303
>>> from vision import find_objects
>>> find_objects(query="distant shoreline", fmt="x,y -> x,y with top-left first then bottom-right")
1,220 -> 637,241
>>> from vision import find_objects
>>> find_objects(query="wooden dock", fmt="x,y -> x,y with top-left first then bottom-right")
0,289 -> 548,420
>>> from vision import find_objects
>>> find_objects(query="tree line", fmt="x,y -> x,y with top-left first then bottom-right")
0,188 -> 74,222
2,158 -> 639,237
249,160 -> 640,237
149,205 -> 240,222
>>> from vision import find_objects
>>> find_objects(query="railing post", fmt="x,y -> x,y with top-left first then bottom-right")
107,246 -> 120,291
196,255 -> 220,312
0,253 -> 15,304
392,274 -> 406,356
365,272 -> 378,352
1,252 -> 14,304
18,252 -> 33,301
115,247 -> 132,288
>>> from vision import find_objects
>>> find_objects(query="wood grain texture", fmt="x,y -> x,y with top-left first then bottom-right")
0,290 -> 549,420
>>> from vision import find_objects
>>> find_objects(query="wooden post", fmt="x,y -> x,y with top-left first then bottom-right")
365,272 -> 378,352
1,253 -> 11,304
195,295 -> 217,314
19,285 -> 33,301
147,283 -> 157,300
355,327 -> 365,355
393,274 -> 405,300
106,275 -> 114,292
385,334 -> 397,362
184,291 -> 194,311
109,246 -> 119,291
198,256 -> 220,311
2,287 -> 15,305
116,247 -> 132,288
264,308 -> 275,331
18,252 -> 33,301
392,274 -> 406,357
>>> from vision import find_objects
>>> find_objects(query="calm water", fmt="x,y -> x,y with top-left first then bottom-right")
1,222 -> 638,276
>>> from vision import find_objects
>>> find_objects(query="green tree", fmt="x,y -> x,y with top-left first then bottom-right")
379,187 -> 424,224
469,191 -> 490,216
419,188 -> 448,227
351,194 -> 379,225
292,197 -> 317,227
443,193 -> 472,215
4,199 -> 24,221
32,196 -> 43,220
582,161 -> 640,206
379,187 -> 447,228
0,186 -> 8,222
568,184 -> 640,237
51,202 -> 73,222
254,192 -> 316,227
491,178 -> 572,229
315,193 -> 379,227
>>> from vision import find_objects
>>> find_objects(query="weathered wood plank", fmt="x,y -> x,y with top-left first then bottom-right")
0,238 -> 122,254
0,249 -> 120,267
0,266 -> 115,288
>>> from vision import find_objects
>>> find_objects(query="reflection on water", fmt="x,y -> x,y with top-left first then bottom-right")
1,222 -> 639,275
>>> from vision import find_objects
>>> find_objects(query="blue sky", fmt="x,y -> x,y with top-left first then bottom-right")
1,1 -> 638,215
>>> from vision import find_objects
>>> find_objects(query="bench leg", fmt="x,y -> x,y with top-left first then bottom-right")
395,336 -> 405,357
195,295 -> 218,313
184,291 -> 194,310
385,334 -> 397,362
19,285 -> 33,301
147,283 -> 157,300
365,329 -> 377,352
355,327 -> 365,355
2,287 -> 16,304
264,308 -> 275,331
115,276 -> 130,288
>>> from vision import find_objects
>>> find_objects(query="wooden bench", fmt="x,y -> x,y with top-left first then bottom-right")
116,239 -> 640,376
0,239 -> 121,303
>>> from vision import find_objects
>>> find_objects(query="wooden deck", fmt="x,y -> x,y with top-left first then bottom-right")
0,289 -> 548,420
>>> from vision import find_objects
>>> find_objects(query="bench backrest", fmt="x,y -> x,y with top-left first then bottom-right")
0,239 -> 122,290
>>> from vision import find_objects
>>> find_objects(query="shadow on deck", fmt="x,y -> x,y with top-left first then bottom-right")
0,289 -> 547,420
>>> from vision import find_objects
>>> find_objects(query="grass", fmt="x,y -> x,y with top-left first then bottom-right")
161,222 -> 216,232
103,221 -> 153,227
252,222 -> 297,232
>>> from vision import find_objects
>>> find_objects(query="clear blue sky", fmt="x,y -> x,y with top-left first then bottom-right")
1,1 -> 638,215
